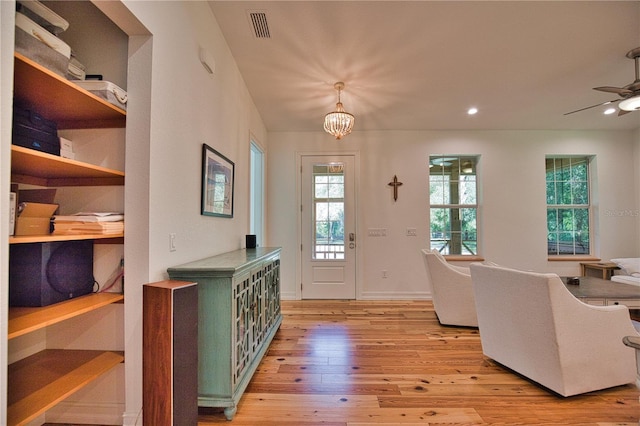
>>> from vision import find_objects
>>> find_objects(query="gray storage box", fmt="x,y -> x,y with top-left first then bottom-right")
75,80 -> 128,111
15,12 -> 70,78
15,27 -> 68,77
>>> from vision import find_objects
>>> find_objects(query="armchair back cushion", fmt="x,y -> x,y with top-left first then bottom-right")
422,249 -> 477,327
470,263 -> 637,396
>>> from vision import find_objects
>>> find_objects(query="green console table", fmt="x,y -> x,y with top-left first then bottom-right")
167,247 -> 282,420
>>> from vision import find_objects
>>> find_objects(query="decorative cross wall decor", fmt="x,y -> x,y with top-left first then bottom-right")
388,175 -> 403,201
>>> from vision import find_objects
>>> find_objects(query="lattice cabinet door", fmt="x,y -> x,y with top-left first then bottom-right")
233,272 -> 252,386
250,265 -> 266,355
265,258 -> 281,329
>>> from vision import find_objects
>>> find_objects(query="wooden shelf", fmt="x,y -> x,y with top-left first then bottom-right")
11,145 -> 124,187
13,53 -> 126,129
9,292 -> 124,340
10,232 -> 124,245
9,12 -> 127,424
8,349 -> 124,426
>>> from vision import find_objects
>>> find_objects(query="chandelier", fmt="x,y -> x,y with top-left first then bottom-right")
324,82 -> 354,140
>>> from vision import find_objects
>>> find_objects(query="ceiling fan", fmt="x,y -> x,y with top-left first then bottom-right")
565,47 -> 640,116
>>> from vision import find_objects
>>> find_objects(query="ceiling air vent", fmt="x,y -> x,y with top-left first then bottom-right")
247,10 -> 271,39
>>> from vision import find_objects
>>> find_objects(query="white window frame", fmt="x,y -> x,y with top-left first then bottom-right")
429,155 -> 479,256
546,155 -> 592,257
250,140 -> 264,246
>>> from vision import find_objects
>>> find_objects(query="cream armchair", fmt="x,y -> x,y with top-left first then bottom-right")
421,249 -> 478,327
470,263 -> 638,397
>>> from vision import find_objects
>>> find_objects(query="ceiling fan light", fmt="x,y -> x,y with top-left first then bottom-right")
324,82 -> 355,140
618,95 -> 640,111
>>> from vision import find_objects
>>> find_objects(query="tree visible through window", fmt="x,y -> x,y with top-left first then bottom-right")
546,156 -> 591,255
429,156 -> 478,255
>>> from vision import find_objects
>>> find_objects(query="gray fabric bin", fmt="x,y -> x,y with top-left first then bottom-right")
15,25 -> 69,78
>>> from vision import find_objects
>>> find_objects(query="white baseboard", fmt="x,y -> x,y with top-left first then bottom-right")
123,409 -> 143,426
281,290 -> 432,300
280,290 -> 297,300
45,401 -> 125,425
359,291 -> 432,300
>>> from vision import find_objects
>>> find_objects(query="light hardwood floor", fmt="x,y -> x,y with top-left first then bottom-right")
198,300 -> 640,425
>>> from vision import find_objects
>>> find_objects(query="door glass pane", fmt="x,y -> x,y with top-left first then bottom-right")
313,163 -> 345,260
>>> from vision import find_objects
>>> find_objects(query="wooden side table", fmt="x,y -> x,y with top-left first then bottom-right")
580,262 -> 619,280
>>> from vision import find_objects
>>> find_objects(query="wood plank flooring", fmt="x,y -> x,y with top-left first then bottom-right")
198,300 -> 640,425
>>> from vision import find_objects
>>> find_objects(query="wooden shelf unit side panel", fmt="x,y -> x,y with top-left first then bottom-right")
8,349 -> 124,426
10,146 -> 125,187
13,53 -> 126,129
8,293 -> 124,340
143,281 -> 198,426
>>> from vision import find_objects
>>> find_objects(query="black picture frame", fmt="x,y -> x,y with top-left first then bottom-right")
201,143 -> 234,218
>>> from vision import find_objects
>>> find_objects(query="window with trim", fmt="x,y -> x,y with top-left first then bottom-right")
546,156 -> 591,256
429,155 -> 478,255
313,163 -> 345,260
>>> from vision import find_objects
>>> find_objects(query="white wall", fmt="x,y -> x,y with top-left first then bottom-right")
118,1 -> 267,423
268,130 -> 640,300
123,1 -> 266,275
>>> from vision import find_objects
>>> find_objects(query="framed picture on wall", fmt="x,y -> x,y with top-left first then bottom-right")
201,143 -> 234,218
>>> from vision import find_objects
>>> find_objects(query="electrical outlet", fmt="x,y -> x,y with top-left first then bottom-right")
169,233 -> 177,252
382,270 -> 388,278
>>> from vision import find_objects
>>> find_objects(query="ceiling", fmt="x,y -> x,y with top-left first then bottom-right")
208,1 -> 640,133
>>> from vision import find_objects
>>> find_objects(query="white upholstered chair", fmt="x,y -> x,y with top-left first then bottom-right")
470,262 -> 638,397
421,248 -> 478,327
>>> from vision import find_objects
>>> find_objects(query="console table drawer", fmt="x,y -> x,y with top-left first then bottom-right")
607,299 -> 640,308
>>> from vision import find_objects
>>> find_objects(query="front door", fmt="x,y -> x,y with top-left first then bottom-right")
300,155 -> 356,299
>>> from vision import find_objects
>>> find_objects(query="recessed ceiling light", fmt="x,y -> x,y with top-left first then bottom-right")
467,107 -> 478,115
603,108 -> 616,115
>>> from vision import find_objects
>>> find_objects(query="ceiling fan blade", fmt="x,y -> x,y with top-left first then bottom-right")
618,109 -> 632,116
593,86 -> 633,95
563,99 -> 619,115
